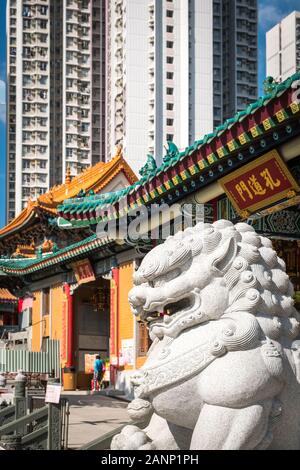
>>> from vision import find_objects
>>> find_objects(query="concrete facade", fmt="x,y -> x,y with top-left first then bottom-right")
267,11 -> 300,82
6,0 -> 107,221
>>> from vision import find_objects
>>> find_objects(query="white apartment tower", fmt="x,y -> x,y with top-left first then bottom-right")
107,0 -> 258,174
6,0 -> 106,222
7,0 -> 258,220
266,11 -> 300,83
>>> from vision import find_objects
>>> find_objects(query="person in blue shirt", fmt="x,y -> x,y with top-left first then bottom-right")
93,355 -> 104,391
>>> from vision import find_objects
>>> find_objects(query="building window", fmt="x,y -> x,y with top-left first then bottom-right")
22,160 -> 30,170
166,72 -> 173,80
166,118 -> 173,126
166,56 -> 174,64
166,41 -> 173,48
166,25 -> 173,33
166,87 -> 173,95
166,134 -> 173,141
38,160 -> 47,169
166,103 -> 174,111
41,337 -> 49,351
42,288 -> 50,316
166,10 -> 174,18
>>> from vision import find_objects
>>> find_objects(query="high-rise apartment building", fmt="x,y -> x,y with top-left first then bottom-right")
106,0 -> 258,174
266,11 -> 300,83
6,0 -> 106,221
7,0 -> 258,220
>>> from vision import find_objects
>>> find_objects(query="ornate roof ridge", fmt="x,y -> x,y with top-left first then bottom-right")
0,288 -> 17,302
57,72 -> 300,227
0,153 -> 137,239
0,233 -> 112,275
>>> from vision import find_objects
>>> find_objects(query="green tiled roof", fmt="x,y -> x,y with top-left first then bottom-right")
1,74 -> 299,279
57,72 -> 300,226
0,234 -> 112,275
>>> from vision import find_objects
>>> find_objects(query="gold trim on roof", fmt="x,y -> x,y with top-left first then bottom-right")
0,155 -> 137,238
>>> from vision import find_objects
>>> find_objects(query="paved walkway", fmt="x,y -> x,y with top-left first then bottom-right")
63,393 -> 131,449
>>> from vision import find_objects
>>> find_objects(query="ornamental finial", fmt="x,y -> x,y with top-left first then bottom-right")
115,144 -> 123,158
65,165 -> 71,185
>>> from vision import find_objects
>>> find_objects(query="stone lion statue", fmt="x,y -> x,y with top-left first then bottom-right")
111,220 -> 300,450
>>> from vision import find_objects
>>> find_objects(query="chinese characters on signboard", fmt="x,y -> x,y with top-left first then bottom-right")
220,150 -> 299,218
72,259 -> 96,285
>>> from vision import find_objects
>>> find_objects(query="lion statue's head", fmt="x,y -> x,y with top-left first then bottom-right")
129,220 -> 300,342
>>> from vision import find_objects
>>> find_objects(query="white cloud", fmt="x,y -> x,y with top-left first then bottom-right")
259,3 -> 284,32
0,104 -> 5,124
0,80 -> 5,124
259,0 -> 300,33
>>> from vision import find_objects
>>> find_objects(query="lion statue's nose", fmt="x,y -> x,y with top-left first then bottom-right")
133,271 -> 143,285
128,286 -> 146,309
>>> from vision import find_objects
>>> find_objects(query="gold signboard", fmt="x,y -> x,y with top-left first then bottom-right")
220,150 -> 300,218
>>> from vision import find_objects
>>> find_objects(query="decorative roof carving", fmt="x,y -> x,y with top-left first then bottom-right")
0,288 -> 17,303
139,155 -> 157,178
0,154 -> 137,239
57,72 -> 300,229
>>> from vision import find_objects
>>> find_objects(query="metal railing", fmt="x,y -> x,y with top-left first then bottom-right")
0,375 -> 69,450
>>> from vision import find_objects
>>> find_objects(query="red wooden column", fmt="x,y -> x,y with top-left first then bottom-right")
64,283 -> 74,368
109,267 -> 121,389
111,268 -> 120,365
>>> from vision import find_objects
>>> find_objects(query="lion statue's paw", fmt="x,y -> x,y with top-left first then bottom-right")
111,424 -> 155,450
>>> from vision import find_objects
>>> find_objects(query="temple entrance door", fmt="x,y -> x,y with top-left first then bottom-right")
73,279 -> 110,389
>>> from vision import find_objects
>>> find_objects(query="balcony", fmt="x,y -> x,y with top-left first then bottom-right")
66,67 -> 79,78
36,76 -> 48,88
79,140 -> 90,149
66,0 -> 79,8
80,126 -> 90,135
81,1 -> 90,12
66,13 -> 79,24
67,24 -> 79,37
36,49 -> 48,60
23,7 -> 34,18
66,54 -> 79,66
66,138 -> 79,148
67,96 -> 80,107
79,100 -> 90,109
35,91 -> 48,102
36,106 -> 48,116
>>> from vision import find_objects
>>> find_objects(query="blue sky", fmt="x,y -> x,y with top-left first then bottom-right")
0,0 -> 299,229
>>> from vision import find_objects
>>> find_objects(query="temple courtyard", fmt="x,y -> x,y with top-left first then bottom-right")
62,393 -> 130,449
